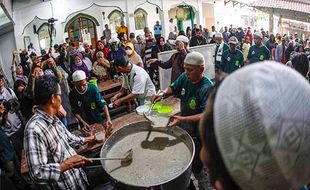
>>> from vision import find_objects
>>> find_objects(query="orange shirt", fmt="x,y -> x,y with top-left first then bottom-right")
117,26 -> 128,35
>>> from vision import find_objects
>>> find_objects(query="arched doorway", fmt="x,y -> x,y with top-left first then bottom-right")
134,8 -> 148,30
37,23 -> 56,50
108,10 -> 124,38
65,13 -> 99,48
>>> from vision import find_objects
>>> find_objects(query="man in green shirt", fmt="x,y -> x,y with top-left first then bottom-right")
153,52 -> 213,190
220,36 -> 244,74
69,70 -> 112,131
246,32 -> 270,64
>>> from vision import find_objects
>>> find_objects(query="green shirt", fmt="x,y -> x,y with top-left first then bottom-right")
221,49 -> 244,74
247,44 -> 270,63
170,72 -> 213,136
69,84 -> 107,125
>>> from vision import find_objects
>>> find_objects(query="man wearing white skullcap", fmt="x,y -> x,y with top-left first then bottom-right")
83,42 -> 93,61
147,35 -> 189,83
246,31 -> 270,64
199,61 -> 310,190
153,51 -> 213,190
69,70 -> 113,131
214,32 -> 229,70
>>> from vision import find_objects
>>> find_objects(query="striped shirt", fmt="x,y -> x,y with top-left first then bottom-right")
24,109 -> 88,190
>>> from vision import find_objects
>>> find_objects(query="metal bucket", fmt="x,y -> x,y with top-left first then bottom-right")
99,121 -> 195,190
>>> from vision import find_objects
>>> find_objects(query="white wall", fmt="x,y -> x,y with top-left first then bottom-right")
13,0 -> 203,51
0,30 -> 16,85
134,2 -> 161,36
22,17 -> 47,54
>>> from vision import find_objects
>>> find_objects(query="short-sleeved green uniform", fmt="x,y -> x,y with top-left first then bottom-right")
170,72 -> 213,137
69,83 -> 107,124
247,44 -> 270,63
221,49 -> 244,73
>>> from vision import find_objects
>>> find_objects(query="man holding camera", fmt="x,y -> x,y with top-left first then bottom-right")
0,75 -> 24,159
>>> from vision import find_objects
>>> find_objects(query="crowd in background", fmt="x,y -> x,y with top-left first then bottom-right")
0,18 -> 309,190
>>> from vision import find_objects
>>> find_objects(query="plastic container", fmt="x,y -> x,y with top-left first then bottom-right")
148,102 -> 163,111
95,132 -> 105,142
157,106 -> 173,116
89,78 -> 98,87
136,105 -> 149,115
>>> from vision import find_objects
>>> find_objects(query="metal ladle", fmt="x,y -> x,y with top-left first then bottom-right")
89,149 -> 133,162
145,90 -> 162,116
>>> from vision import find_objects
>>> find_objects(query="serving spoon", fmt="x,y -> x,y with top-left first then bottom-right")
89,149 -> 133,162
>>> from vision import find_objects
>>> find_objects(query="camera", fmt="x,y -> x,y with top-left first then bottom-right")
0,99 -> 11,112
48,18 -> 58,24
0,99 -> 20,113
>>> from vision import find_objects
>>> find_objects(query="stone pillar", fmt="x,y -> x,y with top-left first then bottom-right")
269,8 -> 274,33
161,0 -> 171,39
160,0 -> 166,38
125,0 -> 135,34
196,0 -> 203,26
277,15 -> 282,34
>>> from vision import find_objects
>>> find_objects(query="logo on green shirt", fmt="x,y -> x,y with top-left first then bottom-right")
259,55 -> 265,60
189,98 -> 197,110
90,102 -> 96,110
235,60 -> 240,67
181,88 -> 185,96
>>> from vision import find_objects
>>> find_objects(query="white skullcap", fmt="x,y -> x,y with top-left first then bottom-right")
214,61 -> 310,190
184,52 -> 204,66
176,35 -> 189,43
253,32 -> 263,39
72,70 -> 86,82
109,37 -> 120,44
77,45 -> 85,53
214,32 -> 223,38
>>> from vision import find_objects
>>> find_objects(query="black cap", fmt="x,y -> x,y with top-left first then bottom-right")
114,55 -> 129,67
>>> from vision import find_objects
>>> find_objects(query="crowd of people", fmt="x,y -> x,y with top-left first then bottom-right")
0,19 -> 309,190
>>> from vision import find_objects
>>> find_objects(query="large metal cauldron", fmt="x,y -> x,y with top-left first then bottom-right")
99,121 -> 195,190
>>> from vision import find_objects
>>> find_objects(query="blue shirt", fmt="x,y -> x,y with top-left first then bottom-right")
154,25 -> 162,35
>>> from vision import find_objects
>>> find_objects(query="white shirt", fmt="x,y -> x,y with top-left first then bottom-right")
0,88 -> 22,136
83,33 -> 91,46
122,64 -> 156,105
169,22 -> 175,33
83,57 -> 93,71
210,31 -> 216,38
